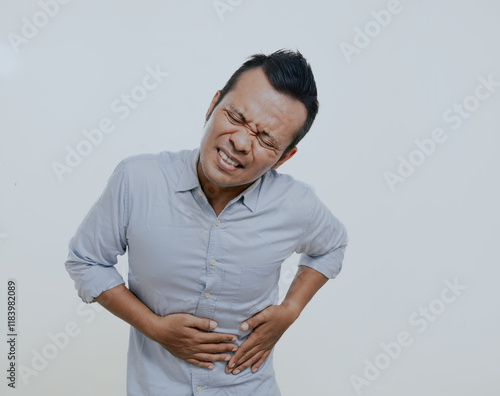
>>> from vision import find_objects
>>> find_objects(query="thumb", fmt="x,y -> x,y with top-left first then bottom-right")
192,316 -> 218,331
240,310 -> 266,331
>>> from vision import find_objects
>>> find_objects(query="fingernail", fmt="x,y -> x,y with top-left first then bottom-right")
208,364 -> 214,369
233,369 -> 240,375
229,362 -> 235,368
232,346 -> 237,352
210,320 -> 217,329
240,322 -> 249,331
224,356 -> 231,361
232,336 -> 237,341
252,367 -> 259,373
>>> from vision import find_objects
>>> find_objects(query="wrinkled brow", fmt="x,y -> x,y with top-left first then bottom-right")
225,105 -> 281,149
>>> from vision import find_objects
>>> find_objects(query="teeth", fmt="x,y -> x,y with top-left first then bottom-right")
219,149 -> 239,167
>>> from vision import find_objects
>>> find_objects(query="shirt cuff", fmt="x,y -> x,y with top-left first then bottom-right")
76,264 -> 125,303
298,244 -> 347,279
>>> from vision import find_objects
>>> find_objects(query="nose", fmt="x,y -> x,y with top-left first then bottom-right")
229,127 -> 252,153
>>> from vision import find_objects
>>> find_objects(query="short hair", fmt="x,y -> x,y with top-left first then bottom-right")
209,49 -> 319,159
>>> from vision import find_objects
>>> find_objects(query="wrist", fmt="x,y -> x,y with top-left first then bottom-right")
279,300 -> 302,324
143,313 -> 162,343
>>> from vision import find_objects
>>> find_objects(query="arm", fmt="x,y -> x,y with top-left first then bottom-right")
280,265 -> 329,319
95,284 -> 160,338
66,161 -> 238,369
227,188 -> 349,374
225,265 -> 328,374
96,284 -> 239,369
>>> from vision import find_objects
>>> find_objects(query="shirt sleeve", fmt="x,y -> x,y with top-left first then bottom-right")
64,160 -> 128,303
295,188 -> 348,279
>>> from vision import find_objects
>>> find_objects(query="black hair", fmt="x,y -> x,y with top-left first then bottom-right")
209,49 -> 319,158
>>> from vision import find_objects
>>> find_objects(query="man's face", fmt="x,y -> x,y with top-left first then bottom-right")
198,67 -> 307,191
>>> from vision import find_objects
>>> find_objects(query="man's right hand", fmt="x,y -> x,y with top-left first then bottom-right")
95,285 -> 238,370
150,313 -> 239,369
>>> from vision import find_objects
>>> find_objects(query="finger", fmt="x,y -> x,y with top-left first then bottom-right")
226,343 -> 248,373
193,352 -> 233,364
186,317 -> 238,342
226,339 -> 261,373
188,315 -> 238,338
196,342 -> 239,354
197,331 -> 238,344
231,350 -> 266,375
188,316 -> 219,331
240,308 -> 269,332
250,349 -> 271,373
233,333 -> 263,363
186,358 -> 215,370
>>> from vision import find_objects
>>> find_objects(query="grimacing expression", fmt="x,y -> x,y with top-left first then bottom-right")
198,67 -> 308,190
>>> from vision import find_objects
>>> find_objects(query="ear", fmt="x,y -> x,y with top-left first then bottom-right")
272,146 -> 298,170
205,90 -> 221,122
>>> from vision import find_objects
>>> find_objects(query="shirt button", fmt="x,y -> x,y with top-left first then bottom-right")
197,190 -> 203,196
205,292 -> 211,299
196,385 -> 202,392
215,220 -> 221,226
210,260 -> 216,266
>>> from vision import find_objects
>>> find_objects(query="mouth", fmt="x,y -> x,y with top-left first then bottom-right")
217,148 -> 244,170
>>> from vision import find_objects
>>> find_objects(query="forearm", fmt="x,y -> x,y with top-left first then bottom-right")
280,265 -> 329,320
95,284 -> 159,340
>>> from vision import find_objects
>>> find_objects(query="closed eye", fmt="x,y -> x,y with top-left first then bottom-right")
226,110 -> 244,125
257,133 -> 276,149
225,108 -> 280,151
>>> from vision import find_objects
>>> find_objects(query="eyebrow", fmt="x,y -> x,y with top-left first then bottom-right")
227,105 -> 248,124
226,105 -> 281,148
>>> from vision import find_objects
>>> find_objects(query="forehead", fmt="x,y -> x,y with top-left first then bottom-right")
222,68 -> 307,139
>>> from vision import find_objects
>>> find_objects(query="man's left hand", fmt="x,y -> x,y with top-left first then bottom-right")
225,304 -> 299,375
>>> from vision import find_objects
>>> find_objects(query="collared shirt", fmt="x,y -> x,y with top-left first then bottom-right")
65,147 -> 348,396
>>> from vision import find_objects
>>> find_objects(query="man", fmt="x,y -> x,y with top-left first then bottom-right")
65,49 -> 348,395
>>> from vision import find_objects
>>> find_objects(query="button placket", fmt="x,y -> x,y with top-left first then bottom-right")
191,368 -> 209,395
191,187 -> 216,220
192,215 -> 228,392
195,211 -> 227,320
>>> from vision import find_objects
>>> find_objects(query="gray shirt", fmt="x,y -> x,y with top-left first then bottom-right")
65,147 -> 348,395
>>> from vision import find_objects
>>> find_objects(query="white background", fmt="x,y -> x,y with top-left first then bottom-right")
1,0 -> 499,395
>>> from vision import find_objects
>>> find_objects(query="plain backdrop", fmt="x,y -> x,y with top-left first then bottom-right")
1,0 -> 499,395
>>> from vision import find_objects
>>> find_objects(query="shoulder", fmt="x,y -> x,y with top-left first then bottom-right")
259,169 -> 319,214
261,169 -> 316,199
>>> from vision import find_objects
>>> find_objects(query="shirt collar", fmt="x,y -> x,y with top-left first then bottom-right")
175,147 -> 202,192
175,147 -> 263,213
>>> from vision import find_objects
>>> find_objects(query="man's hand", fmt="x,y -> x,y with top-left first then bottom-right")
225,304 -> 299,375
150,313 -> 239,369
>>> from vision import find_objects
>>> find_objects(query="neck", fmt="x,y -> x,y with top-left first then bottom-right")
197,159 -> 252,216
